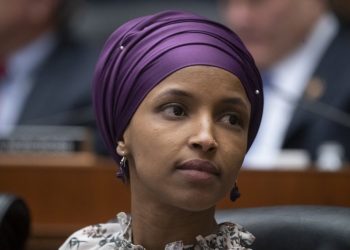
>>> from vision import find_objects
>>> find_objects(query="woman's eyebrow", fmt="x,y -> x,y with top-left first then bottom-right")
157,88 -> 250,112
221,97 -> 250,113
157,88 -> 193,99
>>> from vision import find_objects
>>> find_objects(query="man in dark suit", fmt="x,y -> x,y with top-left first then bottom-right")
0,0 -> 103,153
221,0 -> 350,167
283,25 -> 350,162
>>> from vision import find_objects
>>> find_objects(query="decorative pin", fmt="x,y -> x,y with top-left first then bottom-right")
305,77 -> 325,101
255,90 -> 260,95
120,45 -> 124,50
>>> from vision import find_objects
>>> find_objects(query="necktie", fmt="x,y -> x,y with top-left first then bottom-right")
260,72 -> 273,100
261,71 -> 272,90
0,62 -> 6,109
0,62 -> 6,80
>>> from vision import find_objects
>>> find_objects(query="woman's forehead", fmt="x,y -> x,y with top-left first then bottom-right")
145,66 -> 250,106
155,66 -> 243,90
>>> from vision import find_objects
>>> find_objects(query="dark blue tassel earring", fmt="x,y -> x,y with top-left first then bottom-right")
117,156 -> 129,182
230,182 -> 241,202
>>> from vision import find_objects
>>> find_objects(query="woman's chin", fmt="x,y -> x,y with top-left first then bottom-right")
171,193 -> 223,212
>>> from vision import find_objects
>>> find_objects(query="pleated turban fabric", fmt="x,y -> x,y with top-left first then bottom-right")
93,10 -> 263,163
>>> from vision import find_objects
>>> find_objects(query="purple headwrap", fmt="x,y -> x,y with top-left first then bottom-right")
93,10 -> 263,165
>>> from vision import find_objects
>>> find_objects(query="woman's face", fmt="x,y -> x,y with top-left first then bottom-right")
119,65 -> 250,211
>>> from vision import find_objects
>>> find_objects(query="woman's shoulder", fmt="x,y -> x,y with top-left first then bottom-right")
59,212 -> 135,250
58,213 -> 255,250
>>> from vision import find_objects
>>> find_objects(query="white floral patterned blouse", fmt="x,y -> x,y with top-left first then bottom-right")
59,212 -> 255,250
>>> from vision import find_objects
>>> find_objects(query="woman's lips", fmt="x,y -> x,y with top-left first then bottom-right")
176,159 -> 220,181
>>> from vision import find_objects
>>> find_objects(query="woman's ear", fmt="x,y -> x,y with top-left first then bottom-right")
116,140 -> 127,156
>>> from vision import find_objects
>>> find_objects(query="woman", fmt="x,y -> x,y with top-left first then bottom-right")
60,10 -> 263,250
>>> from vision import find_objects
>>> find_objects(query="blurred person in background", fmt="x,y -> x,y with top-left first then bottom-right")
0,0 -> 101,151
220,0 -> 350,168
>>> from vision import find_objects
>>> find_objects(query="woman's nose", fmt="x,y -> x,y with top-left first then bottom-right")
188,117 -> 218,153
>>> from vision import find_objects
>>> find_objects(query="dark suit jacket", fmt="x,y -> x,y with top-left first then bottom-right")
18,36 -> 98,127
14,35 -> 107,153
283,26 -> 350,161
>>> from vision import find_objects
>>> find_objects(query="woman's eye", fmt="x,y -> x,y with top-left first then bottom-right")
221,113 -> 241,127
162,104 -> 186,117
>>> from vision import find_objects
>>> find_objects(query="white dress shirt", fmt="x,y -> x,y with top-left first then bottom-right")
244,13 -> 339,168
0,33 -> 56,136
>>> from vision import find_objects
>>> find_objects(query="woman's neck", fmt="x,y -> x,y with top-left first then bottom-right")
131,201 -> 218,250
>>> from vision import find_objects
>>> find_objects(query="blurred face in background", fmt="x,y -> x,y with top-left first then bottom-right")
221,0 -> 326,70
0,0 -> 59,56
0,0 -> 28,38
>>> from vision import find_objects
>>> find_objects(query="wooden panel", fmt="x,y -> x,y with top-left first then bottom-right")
0,160 -> 130,227
236,169 -> 350,207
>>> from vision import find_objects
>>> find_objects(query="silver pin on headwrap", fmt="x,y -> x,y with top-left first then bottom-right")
255,89 -> 260,95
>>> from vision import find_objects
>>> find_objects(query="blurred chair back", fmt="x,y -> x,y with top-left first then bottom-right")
216,205 -> 350,250
0,193 -> 31,250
